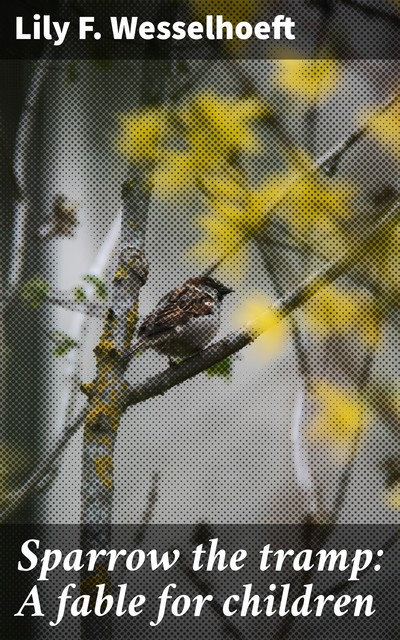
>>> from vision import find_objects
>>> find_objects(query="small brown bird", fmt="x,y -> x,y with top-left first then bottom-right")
131,275 -> 233,361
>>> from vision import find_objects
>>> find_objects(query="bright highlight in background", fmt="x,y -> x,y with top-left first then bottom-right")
232,294 -> 287,367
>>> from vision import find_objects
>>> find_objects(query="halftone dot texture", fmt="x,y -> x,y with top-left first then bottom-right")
1,2 -> 400,638
1,59 -> 400,520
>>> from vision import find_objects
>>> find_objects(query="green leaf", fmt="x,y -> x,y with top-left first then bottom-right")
82,274 -> 108,300
73,286 -> 87,302
52,331 -> 78,357
205,356 -> 233,381
22,277 -> 50,309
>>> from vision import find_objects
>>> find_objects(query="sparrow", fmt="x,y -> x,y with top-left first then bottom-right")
130,275 -> 233,362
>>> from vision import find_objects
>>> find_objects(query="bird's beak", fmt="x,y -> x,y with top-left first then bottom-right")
218,285 -> 234,297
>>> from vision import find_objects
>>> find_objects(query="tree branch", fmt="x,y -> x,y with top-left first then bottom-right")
78,175 -> 151,640
81,173 -> 151,526
47,292 -> 108,317
135,472 -> 161,544
0,407 -> 87,523
125,198 -> 400,408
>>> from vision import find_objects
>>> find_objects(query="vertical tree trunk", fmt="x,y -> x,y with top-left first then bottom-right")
0,60 -> 49,637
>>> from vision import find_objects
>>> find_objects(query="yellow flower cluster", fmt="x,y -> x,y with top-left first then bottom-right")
363,100 -> 400,159
308,380 -> 368,457
116,109 -> 166,162
385,483 -> 400,509
232,293 -> 287,365
190,171 -> 289,278
116,88 -> 357,281
116,91 -> 268,198
279,172 -> 355,231
190,168 -> 355,279
275,60 -> 340,102
303,283 -> 381,346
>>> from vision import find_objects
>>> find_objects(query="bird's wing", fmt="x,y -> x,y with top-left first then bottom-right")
138,283 -> 214,338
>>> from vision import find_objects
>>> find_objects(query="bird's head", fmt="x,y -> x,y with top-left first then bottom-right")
190,275 -> 234,301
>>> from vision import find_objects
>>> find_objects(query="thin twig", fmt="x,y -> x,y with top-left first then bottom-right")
255,233 -> 316,515
0,407 -> 87,523
327,347 -> 379,525
135,472 -> 161,544
273,316 -> 384,638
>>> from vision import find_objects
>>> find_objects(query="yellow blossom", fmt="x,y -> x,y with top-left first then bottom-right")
275,60 -> 340,102
303,284 -> 381,346
115,109 -> 165,161
232,294 -> 287,364
189,173 -> 288,279
279,173 -> 355,231
308,381 -> 368,457
117,91 -> 268,201
181,92 -> 268,156
362,100 -> 400,158
151,150 -> 196,198
384,482 -> 400,509
201,173 -> 248,201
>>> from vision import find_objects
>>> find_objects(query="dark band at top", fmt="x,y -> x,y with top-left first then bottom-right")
2,0 -> 400,59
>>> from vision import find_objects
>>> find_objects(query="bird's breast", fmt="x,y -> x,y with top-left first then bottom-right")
156,309 -> 221,358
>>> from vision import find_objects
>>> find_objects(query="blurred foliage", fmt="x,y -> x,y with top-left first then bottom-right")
22,276 -> 50,309
73,286 -> 87,302
52,331 -> 78,357
82,274 -> 108,300
362,100 -> 400,159
274,60 -> 340,102
308,380 -> 369,458
205,356 -> 233,380
303,284 -> 381,347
